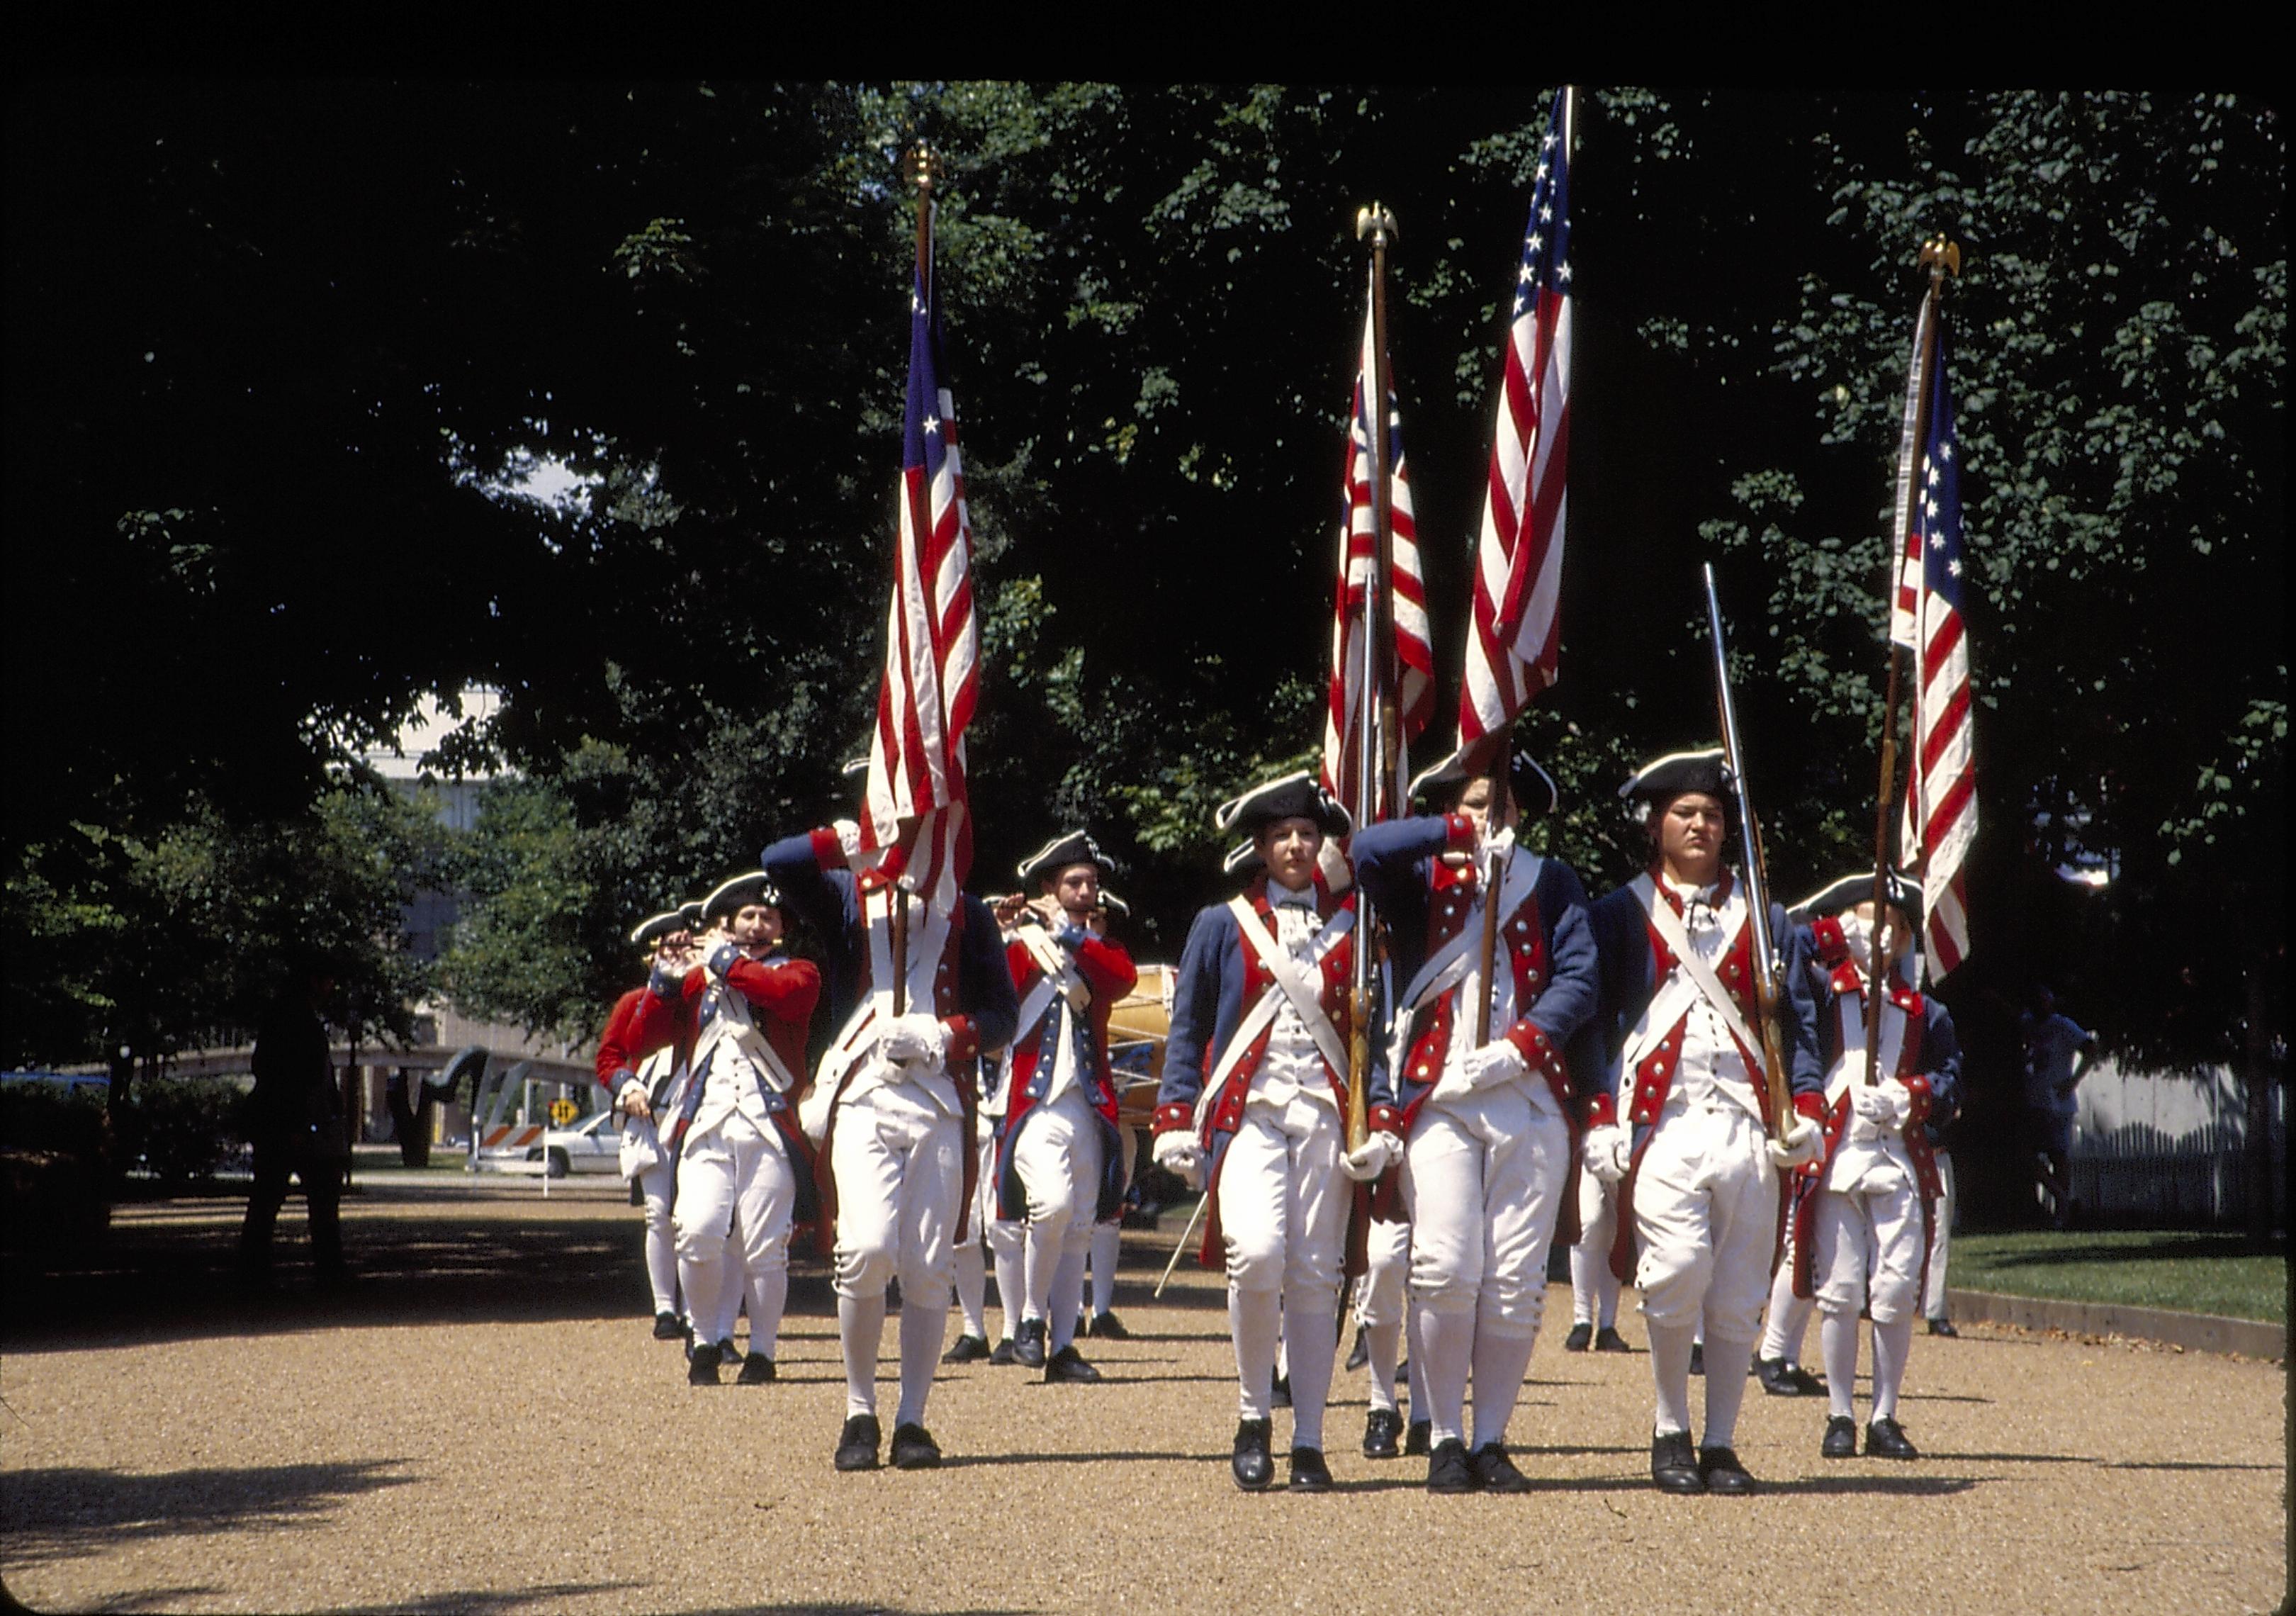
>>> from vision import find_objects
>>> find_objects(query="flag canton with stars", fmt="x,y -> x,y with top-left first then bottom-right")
1915,345 -> 1964,611
1514,109 -> 1572,308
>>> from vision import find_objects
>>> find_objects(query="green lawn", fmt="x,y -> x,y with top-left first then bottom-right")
1949,1230 -> 2287,1325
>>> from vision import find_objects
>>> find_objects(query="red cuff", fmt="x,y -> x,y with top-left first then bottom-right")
1153,1102 -> 1194,1135
1368,1104 -> 1405,1138
1502,1019 -> 1566,1084
942,1016 -> 979,1065
809,826 -> 843,870
1442,812 -> 1477,853
1810,915 -> 1850,967
1794,1092 -> 1825,1122
1582,1091 -> 1618,1129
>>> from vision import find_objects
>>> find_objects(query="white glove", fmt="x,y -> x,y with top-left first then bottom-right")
1582,1122 -> 1631,1184
1341,1131 -> 1402,1182
877,1013 -> 949,1067
1152,1130 -> 1205,1190
833,818 -> 862,860
1850,1078 -> 1913,1128
1767,1114 -> 1825,1169
1464,1040 -> 1529,1092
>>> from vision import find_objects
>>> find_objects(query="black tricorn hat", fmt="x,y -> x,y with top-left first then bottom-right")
1791,869 -> 1921,926
700,870 -> 784,924
1215,770 -> 1351,839
1619,747 -> 1733,807
1407,741 -> 1559,821
629,907 -> 696,949
1017,829 -> 1115,887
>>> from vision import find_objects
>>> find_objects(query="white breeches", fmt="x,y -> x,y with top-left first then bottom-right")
830,1084 -> 963,1307
1813,1169 -> 1927,1324
1357,1213 -> 1412,1328
1633,1098 -> 1778,1340
636,1157 -> 680,1315
1012,1087 -> 1104,1241
1403,1086 -> 1570,1337
1216,1092 -> 1349,1298
673,1112 -> 797,1337
1923,1150 -> 1954,1318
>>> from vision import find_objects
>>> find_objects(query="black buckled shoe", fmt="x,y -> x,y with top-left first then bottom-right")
988,1337 -> 1018,1367
1232,1417 -> 1275,1492
1697,1444 -> 1755,1495
1270,1371 -> 1293,1408
833,1413 -> 881,1472
1594,1326 -> 1633,1353
1562,1322 -> 1593,1352
1426,1437 -> 1475,1494
1362,1407 -> 1403,1459
1287,1446 -> 1334,1493
736,1352 -> 776,1386
653,1310 -> 685,1340
1345,1324 -> 1373,1370
1865,1416 -> 1919,1461
1926,1316 -> 1959,1339
1472,1442 -> 1532,1494
1650,1430 -> 1703,1494
1089,1310 -> 1130,1340
890,1423 -> 942,1470
940,1333 -> 991,1364
1757,1355 -> 1823,1397
1044,1345 -> 1102,1384
1688,1342 -> 1705,1376
1403,1419 -> 1431,1457
1013,1317 -> 1048,1369
1821,1415 -> 1858,1459
687,1340 -> 722,1386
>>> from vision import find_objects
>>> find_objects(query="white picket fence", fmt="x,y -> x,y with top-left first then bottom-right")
2066,1061 -> 2286,1230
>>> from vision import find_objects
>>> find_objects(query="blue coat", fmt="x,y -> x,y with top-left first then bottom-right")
1351,814 -> 1604,1121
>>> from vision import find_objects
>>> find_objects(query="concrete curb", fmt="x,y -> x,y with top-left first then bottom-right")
1945,1286 -> 2285,1359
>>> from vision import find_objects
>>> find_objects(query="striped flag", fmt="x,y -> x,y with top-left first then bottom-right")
1458,89 -> 1572,763
1896,329 -> 1976,979
1887,291 -> 1938,647
858,244 -> 977,913
1321,265 -> 1434,819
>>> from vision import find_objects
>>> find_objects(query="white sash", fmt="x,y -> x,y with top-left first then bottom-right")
801,887 -> 960,1140
691,965 -> 800,1096
1823,978 -> 1908,1109
1621,874 -> 1765,1077
1225,896 -> 1355,1085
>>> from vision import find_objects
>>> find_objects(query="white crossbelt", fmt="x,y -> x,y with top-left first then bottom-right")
800,889 -> 959,1140
1394,847 -> 1546,1018
1193,898 -> 1355,1127
1823,976 -> 1908,1109
1620,873 -> 1766,1087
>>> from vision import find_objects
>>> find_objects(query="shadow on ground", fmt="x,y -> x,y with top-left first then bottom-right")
0,1457 -> 417,1568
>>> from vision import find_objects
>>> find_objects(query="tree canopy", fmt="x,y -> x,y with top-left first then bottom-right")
4,84 -> 2282,1106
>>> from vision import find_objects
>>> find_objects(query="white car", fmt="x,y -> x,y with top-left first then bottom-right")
527,1110 -> 624,1177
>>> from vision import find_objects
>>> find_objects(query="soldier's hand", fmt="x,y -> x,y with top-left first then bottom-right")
1152,1130 -> 1205,1191
619,1088 -> 653,1123
1583,1122 -> 1631,1184
992,892 -> 1032,928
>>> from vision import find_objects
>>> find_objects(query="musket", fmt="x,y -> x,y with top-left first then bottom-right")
1344,201 -> 1402,1155
1701,563 -> 1795,1133
1861,235 -> 1962,1083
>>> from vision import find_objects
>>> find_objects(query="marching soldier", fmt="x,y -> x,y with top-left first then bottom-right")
1585,749 -> 1825,1496
990,830 -> 1138,1384
641,873 -> 821,1387
597,902 -> 707,1342
1352,744 -> 1602,1493
1786,870 -> 1962,1460
762,822 -> 1019,1472
1152,773 -> 1402,1493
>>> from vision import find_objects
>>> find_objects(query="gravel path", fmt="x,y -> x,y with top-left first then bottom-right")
2,1171 -> 2285,1615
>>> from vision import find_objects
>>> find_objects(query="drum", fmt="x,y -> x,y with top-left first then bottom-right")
1107,963 -> 1174,1127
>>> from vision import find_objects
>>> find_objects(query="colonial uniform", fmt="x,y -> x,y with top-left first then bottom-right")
1153,773 -> 1400,1492
1785,872 -> 1962,1460
761,824 -> 1019,1471
1587,750 -> 1824,1495
993,831 -> 1137,1381
1351,745 -> 1602,1492
643,874 -> 821,1386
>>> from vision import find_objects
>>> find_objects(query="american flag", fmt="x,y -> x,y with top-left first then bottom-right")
858,245 -> 977,913
1321,265 -> 1434,819
1458,89 -> 1572,763
1895,327 -> 1975,979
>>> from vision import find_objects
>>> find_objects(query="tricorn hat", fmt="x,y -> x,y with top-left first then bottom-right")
1791,869 -> 1921,926
1016,829 -> 1115,887
1619,747 -> 1733,807
1215,770 -> 1352,839
1407,741 -> 1559,821
629,907 -> 696,949
700,870 -> 784,924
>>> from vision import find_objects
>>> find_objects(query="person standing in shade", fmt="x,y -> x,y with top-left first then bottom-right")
239,956 -> 348,1289
2020,985 -> 2097,1230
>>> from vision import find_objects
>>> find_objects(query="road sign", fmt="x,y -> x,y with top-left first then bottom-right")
548,1097 -> 579,1127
